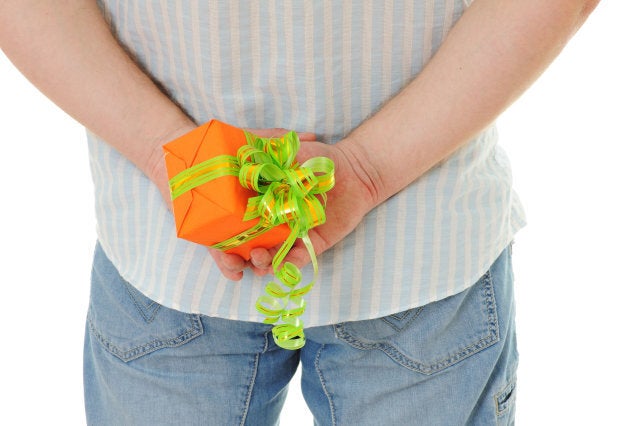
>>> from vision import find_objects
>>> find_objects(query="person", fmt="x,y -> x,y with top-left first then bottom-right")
0,0 -> 598,424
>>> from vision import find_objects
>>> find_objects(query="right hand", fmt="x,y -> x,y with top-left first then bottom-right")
150,126 -> 317,281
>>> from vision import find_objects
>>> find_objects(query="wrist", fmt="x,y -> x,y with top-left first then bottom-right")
144,120 -> 198,207
334,136 -> 384,211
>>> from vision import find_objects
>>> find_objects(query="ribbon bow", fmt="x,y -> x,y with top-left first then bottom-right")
169,130 -> 335,350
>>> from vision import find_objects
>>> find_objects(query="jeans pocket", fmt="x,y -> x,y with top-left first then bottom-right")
495,377 -> 517,425
87,245 -> 203,363
334,270 -> 500,375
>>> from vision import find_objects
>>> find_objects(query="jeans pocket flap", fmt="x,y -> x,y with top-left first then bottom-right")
87,254 -> 203,362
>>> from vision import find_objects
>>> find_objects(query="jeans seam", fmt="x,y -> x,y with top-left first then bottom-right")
315,344 -> 337,426
485,267 -> 501,344
239,352 -> 261,426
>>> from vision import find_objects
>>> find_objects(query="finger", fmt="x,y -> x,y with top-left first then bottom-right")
284,227 -> 333,270
297,132 -> 317,141
249,247 -> 274,277
249,264 -> 271,277
222,268 -> 244,281
250,247 -> 274,270
281,241 -> 312,269
221,253 -> 250,271
208,248 -> 248,281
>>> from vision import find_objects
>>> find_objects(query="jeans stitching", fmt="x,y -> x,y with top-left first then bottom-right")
92,259 -> 161,325
239,331 -> 270,425
315,344 -> 337,426
333,272 -> 499,375
381,306 -> 425,332
87,313 -> 203,362
386,309 -> 411,322
123,280 -> 161,323
484,268 -> 501,342
239,352 -> 261,426
336,331 -> 499,375
494,377 -> 517,417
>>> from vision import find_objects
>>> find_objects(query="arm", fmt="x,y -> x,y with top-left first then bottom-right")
0,0 -> 311,280
248,0 -> 599,272
343,0 -> 600,205
0,0 -> 196,199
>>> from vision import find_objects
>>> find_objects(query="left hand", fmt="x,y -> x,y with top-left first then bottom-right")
207,129 -> 322,280
217,138 -> 378,278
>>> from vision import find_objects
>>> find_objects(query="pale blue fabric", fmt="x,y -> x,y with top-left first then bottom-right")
87,0 -> 526,325
84,242 -> 517,425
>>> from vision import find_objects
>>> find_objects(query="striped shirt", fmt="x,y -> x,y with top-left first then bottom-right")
88,0 -> 526,326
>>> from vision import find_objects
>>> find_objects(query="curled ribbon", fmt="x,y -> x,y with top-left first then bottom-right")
169,130 -> 335,350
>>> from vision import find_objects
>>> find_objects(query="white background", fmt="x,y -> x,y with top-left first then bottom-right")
1,1 -> 638,424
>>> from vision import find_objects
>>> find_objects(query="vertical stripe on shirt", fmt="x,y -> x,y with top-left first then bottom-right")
171,242 -> 197,307
229,1 -> 247,126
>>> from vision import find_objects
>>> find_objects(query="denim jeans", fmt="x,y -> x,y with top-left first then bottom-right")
84,243 -> 517,425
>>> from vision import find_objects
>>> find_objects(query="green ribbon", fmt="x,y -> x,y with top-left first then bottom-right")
169,130 -> 335,350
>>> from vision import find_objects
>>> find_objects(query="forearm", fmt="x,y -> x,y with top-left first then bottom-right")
341,0 -> 599,207
0,0 -> 195,186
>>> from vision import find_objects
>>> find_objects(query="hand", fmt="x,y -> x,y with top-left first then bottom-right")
204,128 -> 320,281
149,126 -> 320,281
246,138 -> 378,276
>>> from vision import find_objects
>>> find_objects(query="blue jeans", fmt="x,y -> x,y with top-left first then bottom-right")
84,243 -> 517,425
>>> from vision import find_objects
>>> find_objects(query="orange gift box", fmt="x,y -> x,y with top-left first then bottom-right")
163,120 -> 291,260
